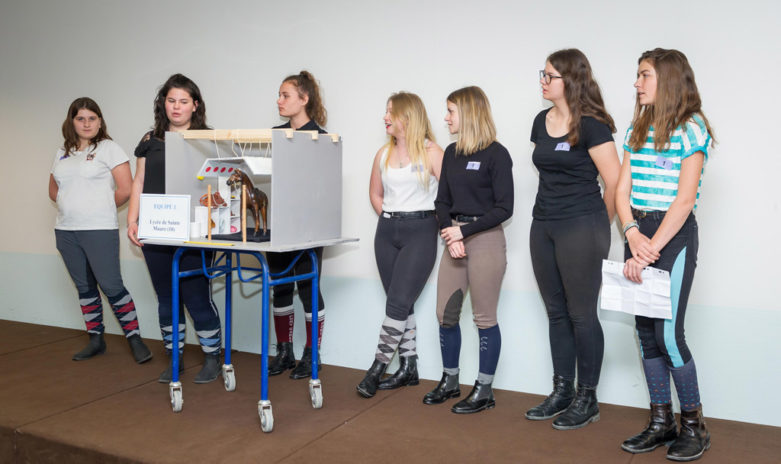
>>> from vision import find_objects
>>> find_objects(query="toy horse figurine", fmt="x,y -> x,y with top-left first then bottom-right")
227,169 -> 268,235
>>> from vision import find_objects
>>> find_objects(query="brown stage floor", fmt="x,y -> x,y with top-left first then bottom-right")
1,320 -> 778,463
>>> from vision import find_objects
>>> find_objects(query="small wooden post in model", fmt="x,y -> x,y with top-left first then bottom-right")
207,184 -> 212,241
242,185 -> 247,243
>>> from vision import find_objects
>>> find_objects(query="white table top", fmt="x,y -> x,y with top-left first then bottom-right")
141,237 -> 359,253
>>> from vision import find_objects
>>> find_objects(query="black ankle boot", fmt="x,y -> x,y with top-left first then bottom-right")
378,356 -> 419,390
268,342 -> 295,375
356,359 -> 388,398
552,384 -> 599,430
666,406 -> 710,461
621,403 -> 677,453
525,375 -> 575,420
451,381 -> 495,414
128,335 -> 152,364
194,353 -> 222,384
423,372 -> 461,405
158,355 -> 185,383
72,333 -> 106,361
290,346 -> 320,379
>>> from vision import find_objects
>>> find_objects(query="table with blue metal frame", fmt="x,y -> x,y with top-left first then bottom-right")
143,237 -> 356,432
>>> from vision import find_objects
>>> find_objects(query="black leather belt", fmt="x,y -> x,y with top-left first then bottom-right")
382,210 -> 435,219
631,208 -> 666,220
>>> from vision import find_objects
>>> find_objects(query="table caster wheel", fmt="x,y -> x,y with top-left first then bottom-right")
169,383 -> 183,412
309,379 -> 323,409
258,401 -> 273,432
222,364 -> 236,391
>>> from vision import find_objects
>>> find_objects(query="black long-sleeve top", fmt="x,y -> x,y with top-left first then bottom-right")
434,141 -> 514,238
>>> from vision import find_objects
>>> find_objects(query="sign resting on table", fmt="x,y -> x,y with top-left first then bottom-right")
138,194 -> 191,241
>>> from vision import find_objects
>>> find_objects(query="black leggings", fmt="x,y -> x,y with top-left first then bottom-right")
267,247 -> 324,312
141,245 -> 221,336
374,215 -> 438,321
626,212 -> 698,368
530,209 -> 609,387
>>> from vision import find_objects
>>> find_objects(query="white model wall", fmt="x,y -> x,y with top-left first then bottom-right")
1,0 -> 779,426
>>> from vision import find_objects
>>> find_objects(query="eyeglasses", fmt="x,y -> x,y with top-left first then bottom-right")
539,70 -> 563,84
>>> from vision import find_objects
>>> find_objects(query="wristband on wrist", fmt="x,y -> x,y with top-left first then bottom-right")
622,221 -> 639,236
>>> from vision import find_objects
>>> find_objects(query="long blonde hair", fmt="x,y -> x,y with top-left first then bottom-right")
628,48 -> 715,152
447,86 -> 496,156
384,92 -> 436,188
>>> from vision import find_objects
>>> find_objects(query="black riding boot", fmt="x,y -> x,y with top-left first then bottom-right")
621,403 -> 677,453
72,333 -> 106,361
525,374 -> 575,420
194,352 -> 221,384
356,359 -> 388,398
423,372 -> 461,405
268,342 -> 295,375
552,384 -> 599,430
158,355 -> 185,383
290,346 -> 320,379
667,406 -> 710,461
378,356 -> 419,390
451,381 -> 495,414
128,334 -> 152,364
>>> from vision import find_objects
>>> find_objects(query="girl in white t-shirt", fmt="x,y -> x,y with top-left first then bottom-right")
49,97 -> 152,364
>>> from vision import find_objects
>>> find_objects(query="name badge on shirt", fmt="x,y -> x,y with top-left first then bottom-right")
655,155 -> 673,170
410,164 -> 424,172
466,161 -> 481,170
555,142 -> 571,151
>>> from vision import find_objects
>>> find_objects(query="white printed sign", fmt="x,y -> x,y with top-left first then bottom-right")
138,194 -> 191,241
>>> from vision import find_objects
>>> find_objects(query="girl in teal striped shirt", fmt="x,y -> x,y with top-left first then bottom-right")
616,48 -> 715,462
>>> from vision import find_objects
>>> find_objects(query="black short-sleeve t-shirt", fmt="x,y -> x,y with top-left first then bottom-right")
134,132 -> 166,194
530,109 -> 614,220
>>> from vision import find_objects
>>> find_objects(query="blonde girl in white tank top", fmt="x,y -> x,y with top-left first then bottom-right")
358,92 -> 443,398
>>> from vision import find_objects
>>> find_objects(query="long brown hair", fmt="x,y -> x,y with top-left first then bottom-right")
282,70 -> 327,128
547,48 -> 615,146
447,86 -> 496,156
628,48 -> 715,152
61,97 -> 111,157
152,73 -> 209,139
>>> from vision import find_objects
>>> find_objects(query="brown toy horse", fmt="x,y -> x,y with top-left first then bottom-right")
226,169 -> 268,235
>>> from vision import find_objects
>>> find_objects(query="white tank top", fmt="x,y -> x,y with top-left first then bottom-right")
380,145 -> 438,212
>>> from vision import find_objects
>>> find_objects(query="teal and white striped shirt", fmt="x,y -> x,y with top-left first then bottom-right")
623,115 -> 711,211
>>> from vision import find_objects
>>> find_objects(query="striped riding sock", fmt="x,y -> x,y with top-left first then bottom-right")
107,289 -> 140,338
670,358 -> 701,411
79,289 -> 104,334
398,314 -> 417,358
477,324 -> 501,384
642,356 -> 672,404
374,317 -> 406,363
305,310 -> 325,349
439,325 -> 461,370
197,327 -> 222,355
273,305 -> 294,344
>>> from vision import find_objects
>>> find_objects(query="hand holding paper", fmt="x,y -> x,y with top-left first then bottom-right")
600,260 -> 672,319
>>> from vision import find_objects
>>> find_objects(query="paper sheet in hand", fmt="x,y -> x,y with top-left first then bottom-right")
600,260 -> 672,319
